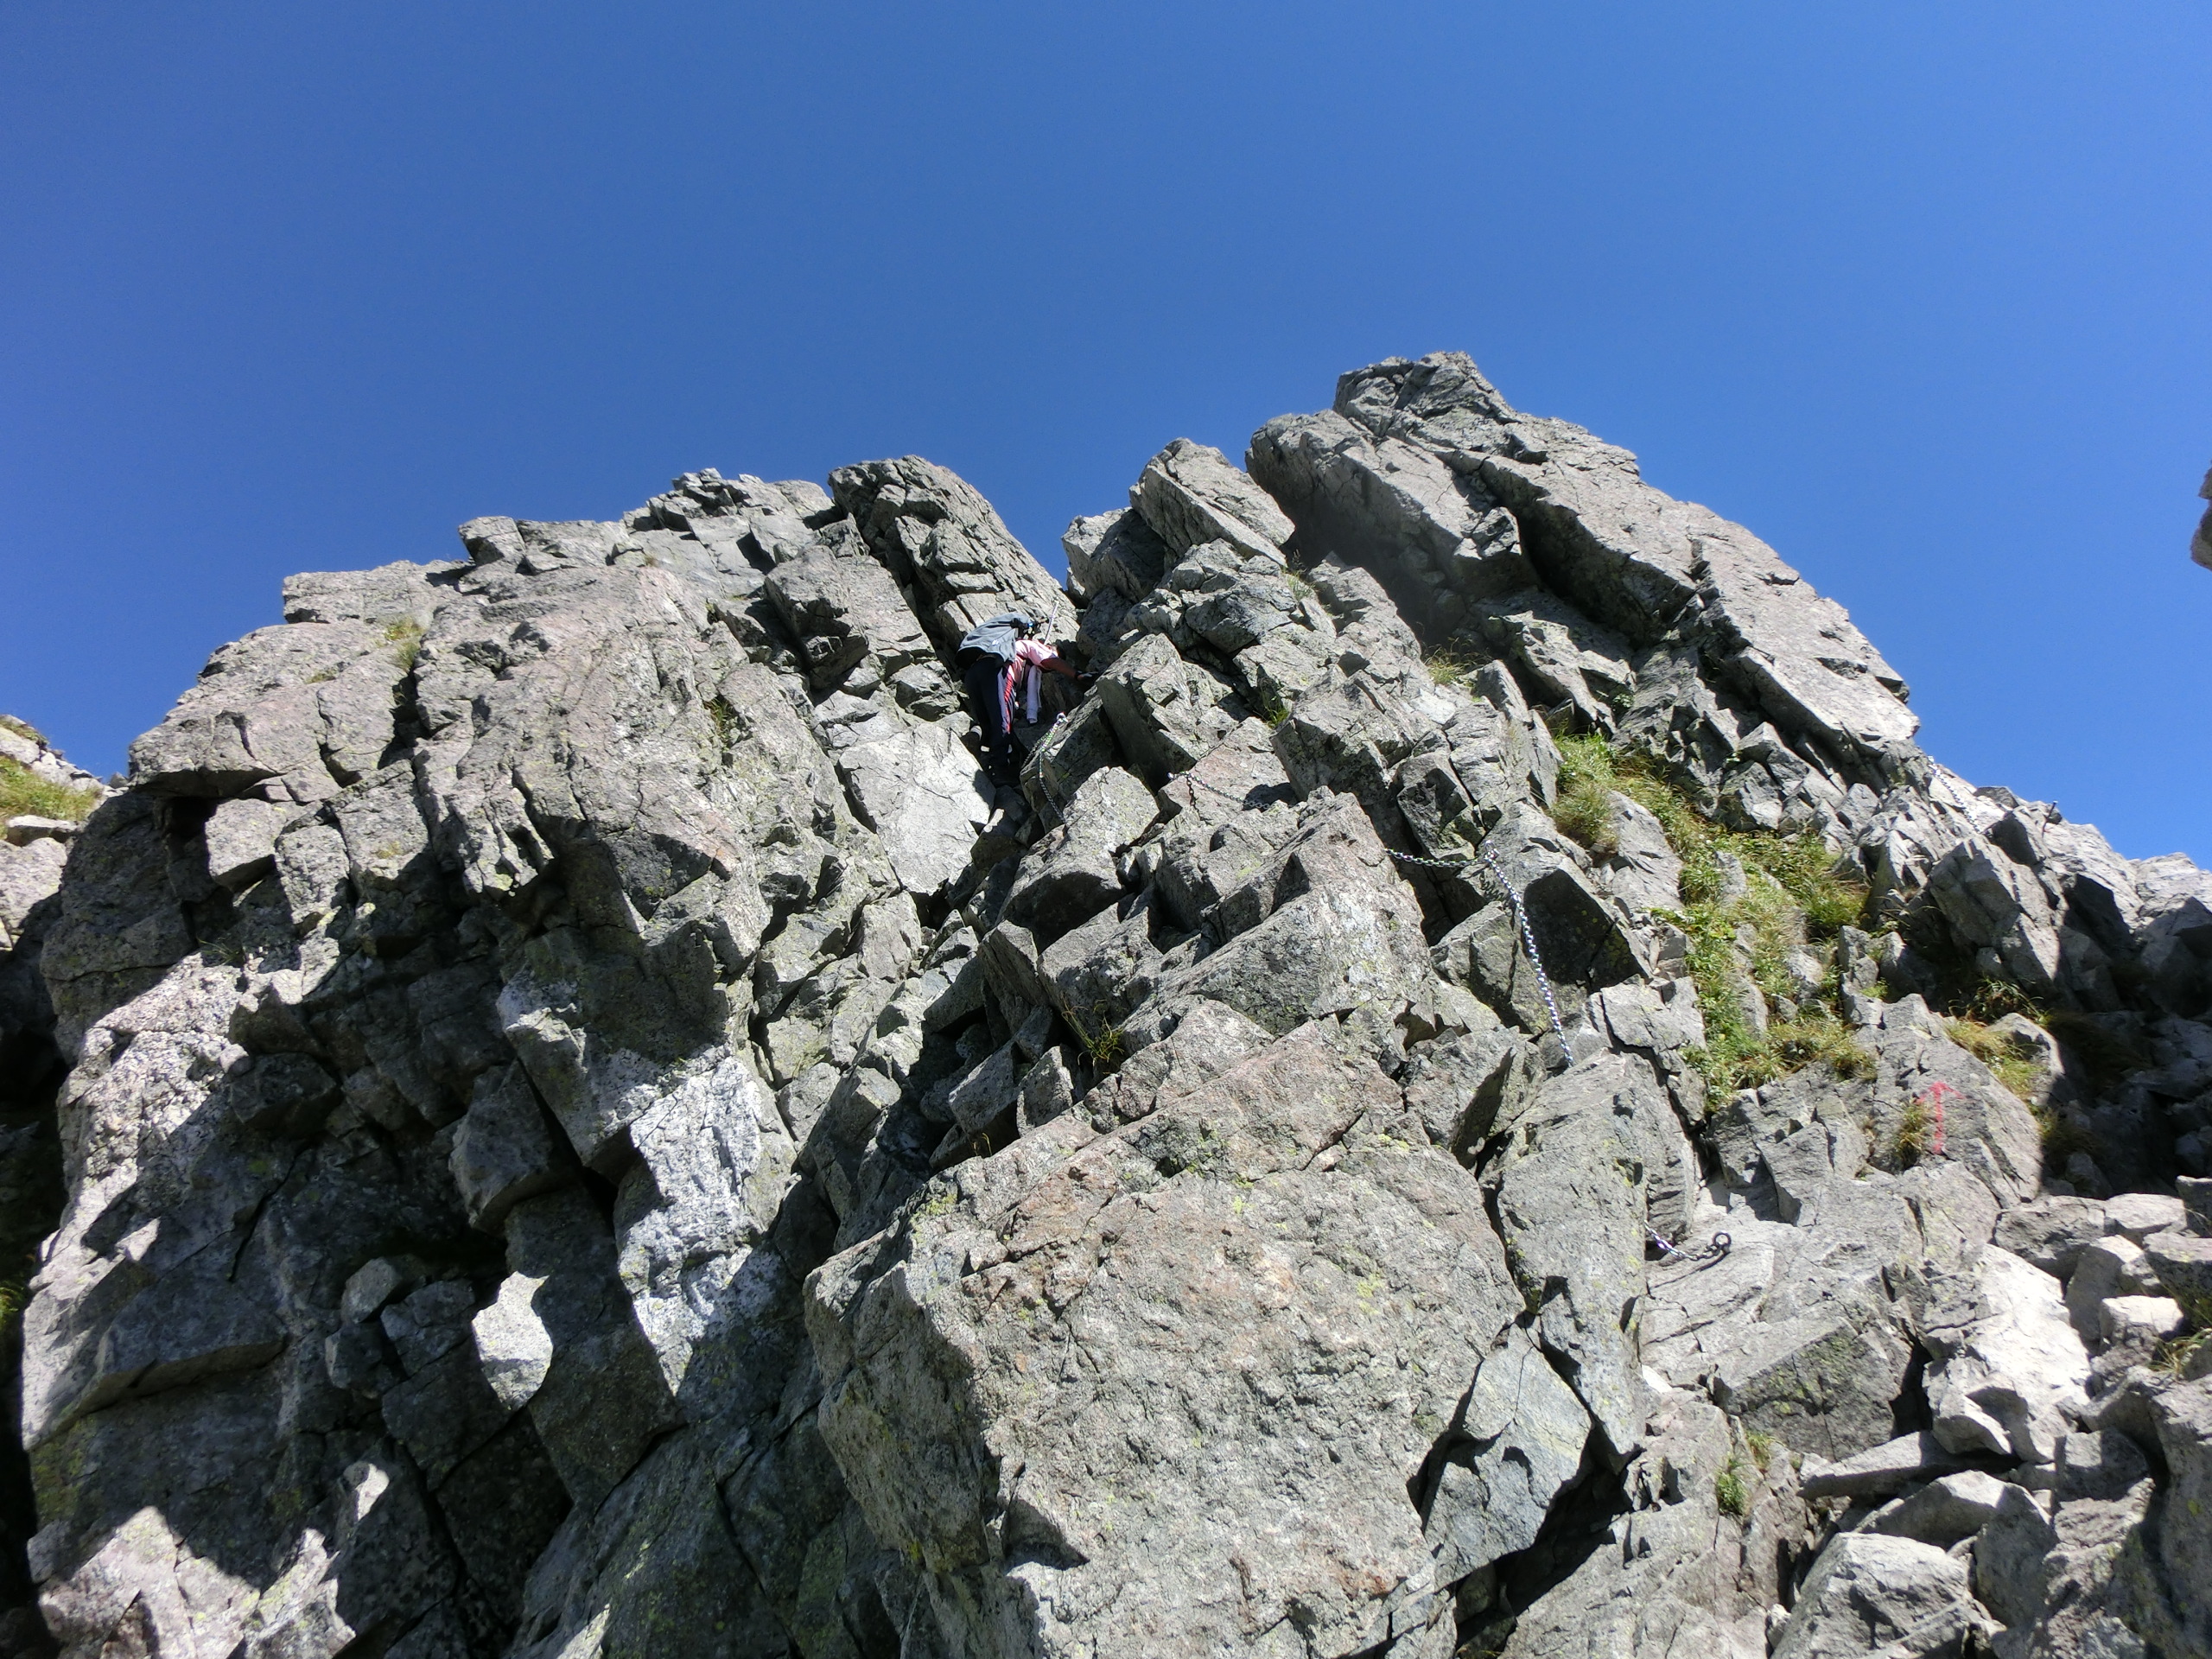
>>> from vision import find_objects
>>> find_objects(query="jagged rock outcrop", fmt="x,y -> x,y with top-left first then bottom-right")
8,360 -> 2212,1659
2193,463 -> 2212,571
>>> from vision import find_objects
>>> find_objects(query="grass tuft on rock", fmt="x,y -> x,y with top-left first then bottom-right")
1942,1016 -> 2044,1103
0,757 -> 100,823
382,617 -> 426,673
1714,1456 -> 1751,1517
1422,643 -> 1480,690
704,694 -> 740,754
1555,734 -> 1866,926
2152,1328 -> 2211,1377
1552,735 -> 1623,855
1930,997 -> 2142,1171
1894,1097 -> 1932,1166
1555,734 -> 1873,1096
1068,1005 -> 1127,1069
1691,1011 -> 1874,1096
1913,954 -> 2146,1173
1769,1017 -> 1877,1079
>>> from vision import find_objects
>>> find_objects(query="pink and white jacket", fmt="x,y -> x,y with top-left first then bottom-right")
1002,639 -> 1066,727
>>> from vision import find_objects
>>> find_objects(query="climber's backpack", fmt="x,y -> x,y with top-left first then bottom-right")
956,612 -> 1032,667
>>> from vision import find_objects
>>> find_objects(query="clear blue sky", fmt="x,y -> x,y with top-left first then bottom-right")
4,3 -> 2207,860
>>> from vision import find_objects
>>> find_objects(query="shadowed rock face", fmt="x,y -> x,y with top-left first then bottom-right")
6,362 -> 2211,1659
0,723 -> 103,1658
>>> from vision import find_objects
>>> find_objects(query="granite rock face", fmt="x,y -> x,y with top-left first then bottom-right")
7,361 -> 2211,1658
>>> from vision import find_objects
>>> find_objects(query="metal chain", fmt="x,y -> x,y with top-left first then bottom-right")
1478,845 -> 1569,1052
1388,842 -> 1569,1050
1165,768 -> 1265,812
1647,1228 -> 1732,1265
1027,750 -> 1069,830
1164,766 -> 1572,1051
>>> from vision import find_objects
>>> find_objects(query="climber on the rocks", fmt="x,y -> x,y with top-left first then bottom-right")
956,610 -> 1085,787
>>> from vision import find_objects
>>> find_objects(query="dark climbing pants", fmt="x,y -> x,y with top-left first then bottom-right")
962,654 -> 1014,784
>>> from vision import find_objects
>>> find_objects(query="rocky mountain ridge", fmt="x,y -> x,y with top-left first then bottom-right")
1,352 -> 2208,1659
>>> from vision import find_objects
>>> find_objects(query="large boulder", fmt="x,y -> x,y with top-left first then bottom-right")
2148,1376 -> 2212,1651
1062,508 -> 1171,606
1096,633 -> 1241,782
1148,793 -> 1442,1044
1921,1246 -> 2089,1465
807,1021 -> 1522,1658
1248,408 -> 1534,632
830,454 -> 1075,650
1772,1533 -> 1987,1659
1928,841 -> 2065,1001
998,766 -> 1156,944
1422,1325 -> 1591,1583
1129,437 -> 1294,563
1491,1395 -> 1813,1659
1482,1053 -> 1692,1458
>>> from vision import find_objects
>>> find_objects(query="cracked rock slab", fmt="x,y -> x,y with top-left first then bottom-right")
807,1020 -> 1521,1659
